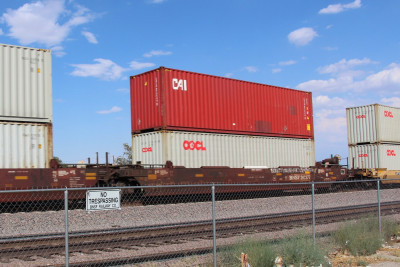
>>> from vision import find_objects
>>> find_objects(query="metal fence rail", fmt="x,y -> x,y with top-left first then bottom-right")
1,179 -> 400,266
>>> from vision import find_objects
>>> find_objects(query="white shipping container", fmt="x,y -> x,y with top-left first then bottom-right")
0,43 -> 52,123
132,131 -> 315,168
348,144 -> 400,170
0,122 -> 52,168
347,104 -> 400,145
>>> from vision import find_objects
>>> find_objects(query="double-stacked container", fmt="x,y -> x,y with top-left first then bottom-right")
347,104 -> 400,169
130,67 -> 315,168
0,44 -> 53,168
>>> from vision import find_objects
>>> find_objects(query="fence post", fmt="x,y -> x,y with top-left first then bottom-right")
212,185 -> 217,267
312,182 -> 315,247
64,188 -> 69,267
377,180 -> 381,235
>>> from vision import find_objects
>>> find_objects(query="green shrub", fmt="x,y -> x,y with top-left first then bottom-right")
333,217 -> 399,256
382,218 -> 399,241
218,239 -> 276,267
278,232 -> 329,267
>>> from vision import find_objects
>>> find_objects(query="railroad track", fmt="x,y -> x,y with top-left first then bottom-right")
1,201 -> 399,266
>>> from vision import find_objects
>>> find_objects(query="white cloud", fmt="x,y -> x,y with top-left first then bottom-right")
70,59 -> 156,81
315,113 -> 347,141
97,106 -> 122,114
0,28 -> 3,35
288,27 -> 318,46
244,66 -> 258,73
149,0 -> 166,3
129,61 -> 156,70
356,63 -> 400,91
82,31 -> 98,44
381,97 -> 400,108
272,68 -> 282,73
279,60 -> 297,66
1,0 -> 95,47
318,58 -> 375,75
70,59 -> 128,80
51,46 -> 66,57
225,73 -> 234,78
319,0 -> 362,14
297,61 -> 400,93
312,96 -> 349,148
314,95 -> 349,109
324,46 -> 338,51
143,50 -> 172,57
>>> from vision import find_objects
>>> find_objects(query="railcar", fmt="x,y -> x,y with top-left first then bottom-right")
85,157 -> 348,197
0,156 -> 349,203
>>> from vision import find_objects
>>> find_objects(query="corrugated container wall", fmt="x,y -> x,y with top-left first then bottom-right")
0,122 -> 53,168
132,131 -> 315,168
349,144 -> 400,170
347,104 -> 400,145
0,43 -> 52,123
131,67 -> 313,139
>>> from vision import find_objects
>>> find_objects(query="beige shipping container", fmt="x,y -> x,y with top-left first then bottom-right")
0,43 -> 52,123
348,143 -> 400,170
347,104 -> 400,145
0,122 -> 53,168
132,131 -> 315,168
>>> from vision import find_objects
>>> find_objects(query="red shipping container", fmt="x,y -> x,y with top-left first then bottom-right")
130,67 -> 313,138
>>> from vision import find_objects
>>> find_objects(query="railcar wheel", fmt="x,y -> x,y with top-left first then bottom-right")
111,179 -> 143,202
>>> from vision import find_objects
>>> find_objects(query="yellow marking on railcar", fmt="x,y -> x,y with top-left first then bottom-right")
329,172 -> 334,175
332,177 -> 337,180
148,174 -> 157,180
15,176 -> 28,180
305,171 -> 310,174
5,184 -> 13,188
195,174 -> 204,177
85,173 -> 97,180
276,173 -> 282,176
238,173 -> 245,177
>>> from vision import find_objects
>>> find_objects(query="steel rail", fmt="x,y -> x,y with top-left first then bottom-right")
0,200 -> 399,265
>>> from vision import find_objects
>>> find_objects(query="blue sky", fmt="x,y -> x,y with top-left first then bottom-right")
0,0 -> 399,164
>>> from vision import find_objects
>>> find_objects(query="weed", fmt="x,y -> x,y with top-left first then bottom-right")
333,217 -> 398,256
218,239 -> 276,267
278,232 -> 329,267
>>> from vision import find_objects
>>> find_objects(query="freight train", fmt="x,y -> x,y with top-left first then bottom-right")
1,44 -> 399,203
0,155 -> 349,203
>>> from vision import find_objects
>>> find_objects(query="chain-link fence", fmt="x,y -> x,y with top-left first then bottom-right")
1,179 -> 400,266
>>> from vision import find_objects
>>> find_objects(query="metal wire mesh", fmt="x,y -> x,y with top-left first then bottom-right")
1,180 -> 399,266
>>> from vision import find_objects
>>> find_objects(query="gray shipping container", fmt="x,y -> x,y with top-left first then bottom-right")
132,131 -> 315,168
0,43 -> 52,123
0,121 -> 53,168
348,143 -> 400,170
347,104 -> 400,145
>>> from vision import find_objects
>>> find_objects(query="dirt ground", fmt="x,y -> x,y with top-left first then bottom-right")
329,242 -> 400,267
